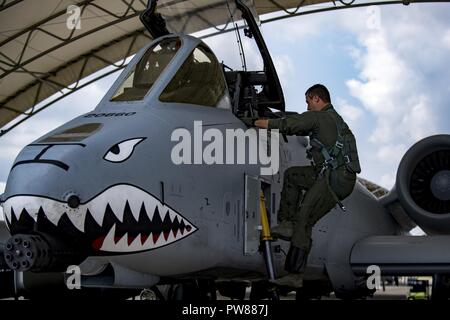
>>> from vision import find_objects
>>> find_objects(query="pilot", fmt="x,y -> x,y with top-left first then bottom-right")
251,84 -> 361,288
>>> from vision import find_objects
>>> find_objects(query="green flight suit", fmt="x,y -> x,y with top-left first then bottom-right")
269,104 -> 359,250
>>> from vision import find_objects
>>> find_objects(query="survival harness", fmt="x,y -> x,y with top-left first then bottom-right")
309,109 -> 354,175
310,123 -> 349,173
308,109 -> 357,212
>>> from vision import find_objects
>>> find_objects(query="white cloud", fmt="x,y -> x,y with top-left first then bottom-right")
261,11 -> 327,43
401,95 -> 437,141
346,29 -> 417,117
204,31 -> 263,71
335,98 -> 363,124
346,46 -> 362,67
338,5 -> 448,186
273,54 -> 294,88
443,29 -> 450,49
379,173 -> 396,190
376,144 -> 407,165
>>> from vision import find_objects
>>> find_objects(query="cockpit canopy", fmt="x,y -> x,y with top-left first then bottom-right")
111,37 -> 180,102
111,36 -> 228,108
160,43 -> 226,107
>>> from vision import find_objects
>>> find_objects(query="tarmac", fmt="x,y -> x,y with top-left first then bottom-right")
216,285 -> 419,300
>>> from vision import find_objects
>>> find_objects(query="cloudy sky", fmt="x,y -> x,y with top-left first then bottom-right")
1,3 -> 449,220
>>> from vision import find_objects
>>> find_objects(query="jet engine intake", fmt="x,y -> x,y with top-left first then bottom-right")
396,135 -> 450,234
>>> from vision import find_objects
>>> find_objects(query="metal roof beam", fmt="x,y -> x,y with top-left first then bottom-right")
0,29 -> 150,137
0,0 -> 147,82
0,0 -> 23,12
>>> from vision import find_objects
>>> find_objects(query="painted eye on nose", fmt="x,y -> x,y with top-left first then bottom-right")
104,138 -> 145,163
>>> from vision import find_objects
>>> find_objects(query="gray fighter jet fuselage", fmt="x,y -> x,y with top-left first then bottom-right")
1,1 -> 449,300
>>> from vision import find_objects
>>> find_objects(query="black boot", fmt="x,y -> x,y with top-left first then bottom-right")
285,245 -> 307,273
270,245 -> 307,288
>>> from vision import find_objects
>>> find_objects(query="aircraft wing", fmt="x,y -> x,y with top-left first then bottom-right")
351,135 -> 450,276
350,235 -> 450,276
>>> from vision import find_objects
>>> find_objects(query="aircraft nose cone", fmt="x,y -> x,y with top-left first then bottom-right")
431,170 -> 450,201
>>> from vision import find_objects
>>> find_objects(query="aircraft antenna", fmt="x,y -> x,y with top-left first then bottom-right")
226,0 -> 247,71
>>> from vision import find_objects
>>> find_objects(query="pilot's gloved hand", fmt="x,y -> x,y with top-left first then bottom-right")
240,117 -> 258,127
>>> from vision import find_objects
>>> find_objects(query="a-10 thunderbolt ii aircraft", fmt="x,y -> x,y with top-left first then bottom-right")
1,0 -> 450,300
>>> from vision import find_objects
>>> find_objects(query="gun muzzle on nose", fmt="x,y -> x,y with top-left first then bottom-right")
3,233 -> 86,272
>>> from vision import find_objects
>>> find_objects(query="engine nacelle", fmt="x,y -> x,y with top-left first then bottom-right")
396,134 -> 450,234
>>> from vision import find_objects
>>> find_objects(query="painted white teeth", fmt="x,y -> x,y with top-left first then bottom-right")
128,234 -> 143,251
143,197 -> 157,221
3,185 -> 197,253
142,232 -> 154,248
67,210 -> 87,233
87,201 -> 106,227
165,230 -> 175,243
13,203 -> 24,220
3,202 -> 12,223
97,219 -> 196,253
115,233 -> 129,249
168,209 -> 176,222
42,201 -> 65,226
108,196 -> 126,222
100,224 -> 117,251
129,199 -> 142,222
155,232 -> 166,247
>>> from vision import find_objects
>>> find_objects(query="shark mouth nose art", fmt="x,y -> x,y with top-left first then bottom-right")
2,185 -> 197,253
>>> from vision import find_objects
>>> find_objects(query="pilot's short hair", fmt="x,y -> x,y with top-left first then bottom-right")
305,84 -> 331,103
